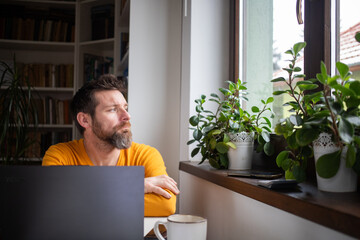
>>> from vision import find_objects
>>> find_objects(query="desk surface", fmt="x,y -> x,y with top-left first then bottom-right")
144,217 -> 167,237
180,161 -> 360,239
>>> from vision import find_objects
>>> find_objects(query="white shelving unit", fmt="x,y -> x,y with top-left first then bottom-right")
0,0 -> 130,158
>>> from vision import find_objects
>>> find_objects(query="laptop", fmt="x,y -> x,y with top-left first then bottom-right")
0,166 -> 144,240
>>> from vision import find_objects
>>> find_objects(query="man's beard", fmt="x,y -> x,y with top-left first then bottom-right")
92,119 -> 132,149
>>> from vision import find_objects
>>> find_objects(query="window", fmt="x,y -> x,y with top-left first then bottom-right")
235,0 -> 360,127
338,0 -> 360,79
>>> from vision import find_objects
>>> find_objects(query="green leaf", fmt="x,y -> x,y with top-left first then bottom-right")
285,170 -> 295,180
339,117 -> 354,144
189,116 -> 199,126
209,158 -> 220,169
356,32 -> 360,43
316,150 -> 341,178
195,105 -> 202,113
346,145 -> 356,168
223,133 -> 230,143
349,81 -> 360,96
298,83 -> 318,91
276,151 -> 289,168
273,90 -> 287,96
187,139 -> 196,145
345,116 -> 360,126
210,93 -> 220,99
266,97 -> 274,104
293,42 -> 306,55
271,77 -> 286,82
320,61 -> 328,81
216,142 -> 229,154
287,133 -> 298,149
191,147 -> 200,157
293,165 -> 306,182
210,129 -> 222,136
227,142 -> 237,149
336,62 -> 349,80
261,131 -> 270,142
281,158 -> 292,171
210,138 -> 217,149
331,84 -> 355,97
219,88 -> 231,96
293,67 -> 302,72
289,115 -> 302,126
251,106 -> 260,113
296,128 -> 319,146
263,142 -> 274,156
193,129 -> 203,140
219,154 -> 228,168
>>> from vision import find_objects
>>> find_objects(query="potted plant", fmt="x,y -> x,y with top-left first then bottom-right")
187,79 -> 274,169
273,42 -> 360,192
0,57 -> 39,164
311,61 -> 360,192
272,42 -> 321,182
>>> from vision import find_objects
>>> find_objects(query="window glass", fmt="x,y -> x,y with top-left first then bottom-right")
339,0 -> 360,80
240,0 -> 304,126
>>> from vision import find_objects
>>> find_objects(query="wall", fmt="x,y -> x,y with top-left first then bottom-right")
128,0 -> 181,182
180,0 -> 230,162
180,171 -> 355,240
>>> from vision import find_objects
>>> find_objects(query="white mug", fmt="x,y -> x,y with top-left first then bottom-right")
154,214 -> 207,240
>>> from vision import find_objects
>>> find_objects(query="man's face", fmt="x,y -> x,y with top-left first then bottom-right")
91,90 -> 132,149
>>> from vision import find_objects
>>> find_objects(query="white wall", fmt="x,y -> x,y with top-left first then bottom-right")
181,0 -> 230,162
180,171 -> 355,240
128,0 -> 182,182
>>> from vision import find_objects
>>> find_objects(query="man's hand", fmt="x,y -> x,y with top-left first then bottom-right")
144,175 -> 180,199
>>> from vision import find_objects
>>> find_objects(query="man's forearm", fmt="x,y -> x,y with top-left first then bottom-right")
144,192 -> 176,216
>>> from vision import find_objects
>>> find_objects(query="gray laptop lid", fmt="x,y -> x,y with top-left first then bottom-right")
0,166 -> 144,240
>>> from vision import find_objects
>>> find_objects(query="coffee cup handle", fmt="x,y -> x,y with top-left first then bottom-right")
154,220 -> 168,240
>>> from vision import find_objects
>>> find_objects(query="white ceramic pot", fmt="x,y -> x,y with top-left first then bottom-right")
227,132 -> 254,170
313,132 -> 357,192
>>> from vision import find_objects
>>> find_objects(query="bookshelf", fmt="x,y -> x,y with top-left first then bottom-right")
0,0 -> 130,160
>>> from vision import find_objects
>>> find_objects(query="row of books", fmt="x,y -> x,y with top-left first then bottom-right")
33,97 -> 72,125
91,4 -> 114,40
0,5 -> 75,42
21,63 -> 74,88
1,130 -> 71,159
84,54 -> 114,82
25,131 -> 72,158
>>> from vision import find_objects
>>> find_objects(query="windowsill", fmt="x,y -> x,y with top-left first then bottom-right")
179,161 -> 360,239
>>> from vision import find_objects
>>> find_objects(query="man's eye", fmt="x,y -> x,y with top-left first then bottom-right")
109,108 -> 117,112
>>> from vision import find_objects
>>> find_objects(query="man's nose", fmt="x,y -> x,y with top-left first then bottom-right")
120,109 -> 131,121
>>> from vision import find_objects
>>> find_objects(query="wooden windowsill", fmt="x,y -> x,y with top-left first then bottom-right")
179,161 -> 360,239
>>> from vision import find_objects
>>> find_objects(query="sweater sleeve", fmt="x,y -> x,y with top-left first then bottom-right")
134,144 -> 177,216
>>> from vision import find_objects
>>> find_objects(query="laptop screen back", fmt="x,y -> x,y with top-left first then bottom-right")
0,166 -> 144,240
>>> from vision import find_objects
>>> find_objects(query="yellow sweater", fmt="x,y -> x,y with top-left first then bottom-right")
42,139 -> 176,217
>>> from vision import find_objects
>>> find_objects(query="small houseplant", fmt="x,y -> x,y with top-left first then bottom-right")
0,57 -> 39,164
311,61 -> 360,192
187,79 -> 274,169
273,42 -> 360,191
272,42 -> 321,182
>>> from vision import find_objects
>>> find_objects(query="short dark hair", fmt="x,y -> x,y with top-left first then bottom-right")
71,74 -> 127,134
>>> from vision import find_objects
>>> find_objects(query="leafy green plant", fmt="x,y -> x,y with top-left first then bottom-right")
272,42 -> 323,182
0,57 -> 39,164
313,61 -> 360,177
187,79 -> 274,169
273,41 -> 360,182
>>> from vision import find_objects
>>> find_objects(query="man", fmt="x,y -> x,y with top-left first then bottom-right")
42,74 -> 179,216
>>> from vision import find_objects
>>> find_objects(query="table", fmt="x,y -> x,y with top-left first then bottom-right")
144,217 -> 167,237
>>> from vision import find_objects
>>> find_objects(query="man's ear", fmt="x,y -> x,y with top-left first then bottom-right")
77,112 -> 91,129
